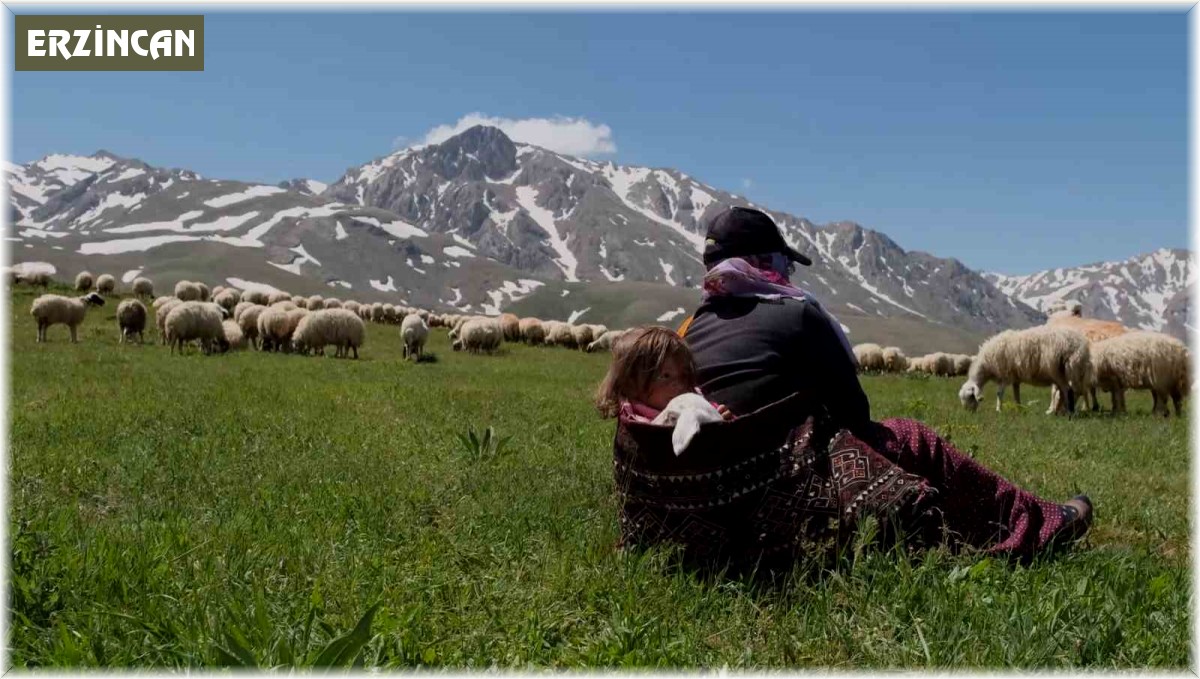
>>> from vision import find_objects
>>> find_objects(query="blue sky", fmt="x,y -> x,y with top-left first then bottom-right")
10,10 -> 1187,275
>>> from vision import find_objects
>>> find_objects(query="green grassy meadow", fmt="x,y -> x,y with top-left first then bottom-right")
7,283 -> 1191,668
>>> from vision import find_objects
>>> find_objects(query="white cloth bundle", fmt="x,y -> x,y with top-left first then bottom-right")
651,392 -> 726,456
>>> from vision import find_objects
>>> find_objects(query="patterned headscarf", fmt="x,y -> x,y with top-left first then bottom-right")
702,253 -> 855,360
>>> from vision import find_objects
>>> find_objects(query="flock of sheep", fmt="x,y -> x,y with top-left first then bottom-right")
960,300 -> 1188,418
16,269 -> 1192,418
21,270 -> 631,361
849,300 -> 1190,418
852,343 -> 974,378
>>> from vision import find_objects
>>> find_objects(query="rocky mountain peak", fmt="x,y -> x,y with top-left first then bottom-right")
423,125 -> 517,182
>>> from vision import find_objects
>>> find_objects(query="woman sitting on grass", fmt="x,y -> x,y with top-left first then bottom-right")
605,207 -> 1092,573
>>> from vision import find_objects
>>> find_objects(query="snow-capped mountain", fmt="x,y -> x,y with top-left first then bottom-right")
4,125 -> 1181,350
985,249 -> 1193,340
323,125 -> 1042,336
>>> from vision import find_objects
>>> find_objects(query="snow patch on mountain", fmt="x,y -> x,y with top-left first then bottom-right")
515,185 -> 578,282
204,185 -> 286,208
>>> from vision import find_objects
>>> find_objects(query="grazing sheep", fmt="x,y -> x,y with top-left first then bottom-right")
951,354 -> 973,377
213,289 -> 241,314
307,295 -> 325,311
292,308 -> 365,358
545,322 -> 577,349
152,295 -> 176,309
401,313 -> 430,361
233,301 -> 255,322
1046,315 -> 1131,411
74,271 -> 94,291
211,285 -> 227,298
196,283 -> 211,302
218,320 -> 247,352
14,269 -> 50,286
293,295 -> 309,309
451,318 -> 503,354
369,303 -> 385,323
587,329 -> 627,353
343,300 -> 361,314
95,274 -> 116,295
324,298 -> 343,309
571,324 -> 595,351
241,289 -> 270,305
132,277 -> 154,299
257,307 -> 298,352
116,298 -> 147,344
174,281 -> 202,301
519,318 -> 546,345
1088,331 -> 1190,417
498,313 -> 521,342
958,326 -> 1091,415
155,299 -> 184,344
266,290 -> 291,306
30,293 -> 105,343
384,304 -> 401,324
588,324 -> 609,340
882,347 -> 908,373
164,301 -> 225,354
853,343 -> 885,373
237,304 -> 267,350
271,300 -> 298,312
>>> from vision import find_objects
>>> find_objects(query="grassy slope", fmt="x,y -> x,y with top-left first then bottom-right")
7,283 -> 1189,668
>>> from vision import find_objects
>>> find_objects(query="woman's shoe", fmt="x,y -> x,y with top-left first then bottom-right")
1049,494 -> 1093,551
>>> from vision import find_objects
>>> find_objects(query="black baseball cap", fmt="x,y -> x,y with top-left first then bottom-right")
702,206 -> 812,267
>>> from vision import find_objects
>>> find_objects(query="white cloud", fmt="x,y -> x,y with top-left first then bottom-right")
418,112 -> 617,157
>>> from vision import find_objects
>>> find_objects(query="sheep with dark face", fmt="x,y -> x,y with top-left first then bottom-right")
30,293 -> 105,343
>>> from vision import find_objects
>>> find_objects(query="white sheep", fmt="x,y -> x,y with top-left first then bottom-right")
213,288 -> 241,314
499,313 -> 521,342
519,318 -> 545,345
587,329 -> 627,353
323,298 -> 343,309
132,277 -> 154,298
951,354 -> 973,377
165,301 -> 225,354
959,325 -> 1091,415
116,298 -> 147,344
882,347 -> 908,373
152,295 -> 176,309
95,274 -> 116,295
30,293 -> 105,343
292,295 -> 309,309
307,295 -> 325,311
197,282 -> 211,302
237,304 -> 267,349
292,308 -> 365,358
545,322 -> 577,349
241,289 -> 270,305
74,271 -> 94,291
219,320 -> 247,352
257,307 -> 298,352
401,313 -> 430,361
265,290 -> 291,306
853,343 -> 885,373
174,281 -> 202,301
1089,331 -> 1190,417
156,299 -> 184,344
451,318 -> 503,354
571,324 -> 595,351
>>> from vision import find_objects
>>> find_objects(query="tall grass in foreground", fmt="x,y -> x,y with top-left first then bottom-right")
7,284 -> 1190,668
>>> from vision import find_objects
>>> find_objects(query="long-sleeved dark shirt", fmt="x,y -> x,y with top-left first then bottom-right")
684,296 -> 871,428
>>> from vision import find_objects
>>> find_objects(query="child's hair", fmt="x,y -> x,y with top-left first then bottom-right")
595,325 -> 698,418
